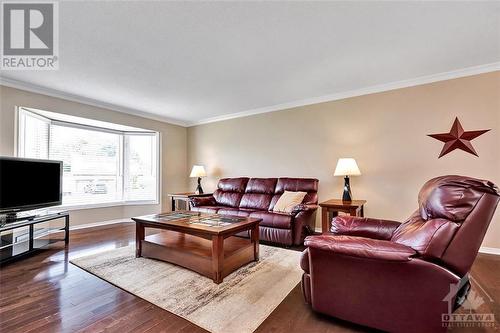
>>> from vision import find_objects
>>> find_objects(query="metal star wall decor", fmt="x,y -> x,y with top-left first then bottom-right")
428,117 -> 490,158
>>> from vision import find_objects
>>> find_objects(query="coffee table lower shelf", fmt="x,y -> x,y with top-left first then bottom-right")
138,230 -> 258,283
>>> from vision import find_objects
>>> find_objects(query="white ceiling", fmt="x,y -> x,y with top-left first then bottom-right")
1,1 -> 499,126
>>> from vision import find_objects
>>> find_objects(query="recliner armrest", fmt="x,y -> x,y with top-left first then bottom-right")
304,235 -> 416,262
189,196 -> 216,207
291,204 -> 318,215
331,215 -> 401,240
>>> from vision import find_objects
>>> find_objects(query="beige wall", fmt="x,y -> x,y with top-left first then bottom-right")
188,72 -> 500,248
1,73 -> 498,247
0,85 -> 188,226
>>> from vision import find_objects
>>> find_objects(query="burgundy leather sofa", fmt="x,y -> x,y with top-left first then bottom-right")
301,175 -> 499,333
189,177 -> 318,246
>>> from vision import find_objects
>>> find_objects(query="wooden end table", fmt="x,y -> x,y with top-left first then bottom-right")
133,211 -> 261,284
168,192 -> 213,211
319,199 -> 366,233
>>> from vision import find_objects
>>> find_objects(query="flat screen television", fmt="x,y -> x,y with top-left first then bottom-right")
0,157 -> 62,215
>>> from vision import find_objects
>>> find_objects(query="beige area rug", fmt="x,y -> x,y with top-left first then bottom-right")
71,244 -> 303,333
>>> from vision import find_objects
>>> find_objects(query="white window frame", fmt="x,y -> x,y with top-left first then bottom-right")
16,107 -> 161,211
17,109 -> 51,158
122,131 -> 161,206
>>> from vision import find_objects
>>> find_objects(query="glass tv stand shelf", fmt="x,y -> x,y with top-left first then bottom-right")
0,211 -> 69,265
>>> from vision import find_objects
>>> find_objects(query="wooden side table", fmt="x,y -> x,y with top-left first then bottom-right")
319,199 -> 367,233
168,192 -> 213,211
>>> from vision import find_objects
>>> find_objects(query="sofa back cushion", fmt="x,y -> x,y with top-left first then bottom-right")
270,178 -> 319,210
239,178 -> 277,210
213,177 -> 249,207
218,177 -> 249,192
418,175 -> 498,222
393,176 -> 499,274
391,211 -> 459,261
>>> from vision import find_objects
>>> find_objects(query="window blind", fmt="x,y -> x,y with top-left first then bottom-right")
18,110 -> 49,159
49,124 -> 122,206
124,133 -> 159,202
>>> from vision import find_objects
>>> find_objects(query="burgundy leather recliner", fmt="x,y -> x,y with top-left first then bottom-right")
301,175 -> 499,333
189,177 -> 318,246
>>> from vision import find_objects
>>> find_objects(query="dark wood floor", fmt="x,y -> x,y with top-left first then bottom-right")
1,222 -> 499,333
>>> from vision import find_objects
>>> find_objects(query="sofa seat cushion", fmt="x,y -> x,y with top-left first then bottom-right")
217,207 -> 256,217
190,206 -> 221,214
235,225 -> 293,245
259,226 -> 293,245
249,211 -> 292,229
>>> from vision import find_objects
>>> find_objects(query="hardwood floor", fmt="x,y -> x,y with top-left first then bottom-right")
1,222 -> 499,333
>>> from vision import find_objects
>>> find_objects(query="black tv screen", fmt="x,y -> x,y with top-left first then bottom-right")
0,157 -> 62,212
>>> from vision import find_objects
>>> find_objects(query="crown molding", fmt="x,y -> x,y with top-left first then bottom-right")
188,62 -> 500,126
0,77 -> 189,127
1,62 -> 499,128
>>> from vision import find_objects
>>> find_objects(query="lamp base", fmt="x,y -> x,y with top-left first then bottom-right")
195,177 -> 204,194
342,176 -> 352,202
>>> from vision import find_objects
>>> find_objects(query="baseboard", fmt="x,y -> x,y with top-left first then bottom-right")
69,218 -> 133,231
478,247 -> 500,255
314,227 -> 499,256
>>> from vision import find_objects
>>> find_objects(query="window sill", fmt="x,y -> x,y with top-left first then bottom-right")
52,200 -> 160,212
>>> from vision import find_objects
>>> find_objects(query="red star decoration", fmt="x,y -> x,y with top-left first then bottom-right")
428,117 -> 490,158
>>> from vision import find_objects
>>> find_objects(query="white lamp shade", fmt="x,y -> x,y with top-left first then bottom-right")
334,158 -> 361,176
189,165 -> 206,178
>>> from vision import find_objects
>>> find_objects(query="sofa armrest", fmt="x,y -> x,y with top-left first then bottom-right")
189,196 -> 216,207
291,204 -> 318,245
304,235 -> 416,262
331,215 -> 401,240
291,204 -> 319,215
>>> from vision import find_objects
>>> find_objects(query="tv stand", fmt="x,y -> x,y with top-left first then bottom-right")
2,209 -> 48,222
0,211 -> 69,265
3,211 -> 35,222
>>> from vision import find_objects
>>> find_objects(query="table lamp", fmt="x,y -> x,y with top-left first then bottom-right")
334,158 -> 361,202
190,165 -> 207,194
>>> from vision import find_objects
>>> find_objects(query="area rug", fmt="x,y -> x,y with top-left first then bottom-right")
70,244 -> 303,333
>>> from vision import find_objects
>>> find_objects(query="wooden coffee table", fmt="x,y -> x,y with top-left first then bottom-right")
132,211 -> 261,283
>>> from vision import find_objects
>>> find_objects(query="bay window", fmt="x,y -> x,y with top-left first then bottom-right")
17,108 -> 159,209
